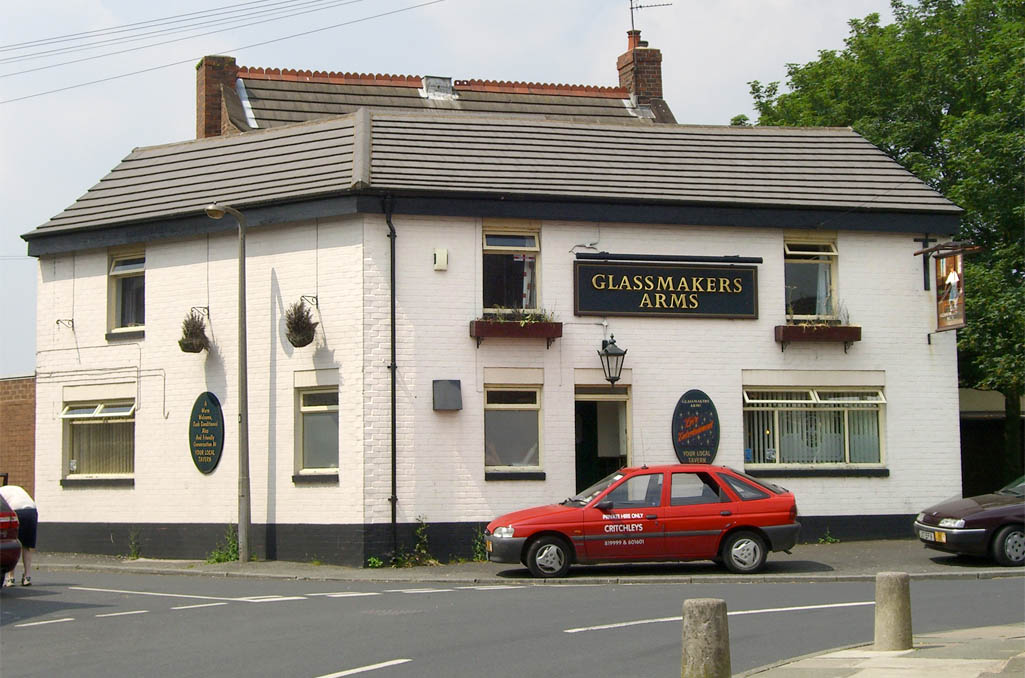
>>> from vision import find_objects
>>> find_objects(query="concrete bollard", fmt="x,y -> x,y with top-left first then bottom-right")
681,598 -> 731,678
874,571 -> 913,650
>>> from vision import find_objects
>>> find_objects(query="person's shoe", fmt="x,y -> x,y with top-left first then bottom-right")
20,576 -> 30,586
3,576 -> 13,587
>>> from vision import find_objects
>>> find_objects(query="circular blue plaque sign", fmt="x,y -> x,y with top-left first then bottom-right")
671,389 -> 720,464
189,392 -> 224,474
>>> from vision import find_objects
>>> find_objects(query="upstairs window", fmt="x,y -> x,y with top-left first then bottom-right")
784,241 -> 837,319
109,254 -> 145,330
61,401 -> 136,475
483,228 -> 539,313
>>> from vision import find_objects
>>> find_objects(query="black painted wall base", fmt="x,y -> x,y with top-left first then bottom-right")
38,514 -> 914,566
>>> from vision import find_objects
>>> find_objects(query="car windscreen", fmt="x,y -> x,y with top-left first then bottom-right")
997,475 -> 1024,497
567,471 -> 624,505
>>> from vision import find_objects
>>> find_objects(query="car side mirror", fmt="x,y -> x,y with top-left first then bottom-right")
596,500 -> 613,511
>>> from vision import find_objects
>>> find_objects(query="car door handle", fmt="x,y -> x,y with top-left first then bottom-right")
646,514 -> 658,520
720,510 -> 732,516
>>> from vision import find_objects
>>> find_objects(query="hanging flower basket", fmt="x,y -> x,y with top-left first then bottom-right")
178,311 -> 209,353
285,300 -> 318,348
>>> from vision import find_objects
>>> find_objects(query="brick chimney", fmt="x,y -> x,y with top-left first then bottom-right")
617,29 -> 663,105
196,55 -> 239,139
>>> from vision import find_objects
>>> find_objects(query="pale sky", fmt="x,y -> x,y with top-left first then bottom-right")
0,0 -> 895,377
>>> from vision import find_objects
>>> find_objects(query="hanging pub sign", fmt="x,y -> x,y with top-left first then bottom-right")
574,261 -> 757,318
672,390 -> 720,464
935,253 -> 965,331
189,392 -> 224,474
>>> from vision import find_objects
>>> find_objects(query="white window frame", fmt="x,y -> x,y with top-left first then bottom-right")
108,252 -> 146,331
482,221 -> 541,314
484,385 -> 542,471
784,239 -> 838,321
295,388 -> 339,473
60,400 -> 136,477
742,388 -> 886,467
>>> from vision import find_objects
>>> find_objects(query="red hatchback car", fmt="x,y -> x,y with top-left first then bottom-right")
486,464 -> 800,577
0,495 -> 21,582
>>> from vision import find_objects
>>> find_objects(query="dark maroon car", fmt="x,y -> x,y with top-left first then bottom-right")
0,495 -> 21,581
914,475 -> 1024,566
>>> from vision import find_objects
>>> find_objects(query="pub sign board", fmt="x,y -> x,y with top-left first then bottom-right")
672,390 -> 720,464
574,261 -> 758,318
189,392 -> 224,474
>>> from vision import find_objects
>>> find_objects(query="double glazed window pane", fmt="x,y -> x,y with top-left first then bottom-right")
117,275 -> 145,327
302,411 -> 339,469
485,410 -> 539,467
71,421 -> 134,474
785,260 -> 832,316
483,253 -> 536,310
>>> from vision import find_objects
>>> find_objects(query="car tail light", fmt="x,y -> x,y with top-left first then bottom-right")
789,504 -> 798,522
0,513 -> 18,539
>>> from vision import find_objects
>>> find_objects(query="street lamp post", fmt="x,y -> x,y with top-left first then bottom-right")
205,203 -> 251,564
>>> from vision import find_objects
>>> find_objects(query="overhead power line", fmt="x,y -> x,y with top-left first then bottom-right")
1,0 -> 360,64
1,0 -> 374,77
0,0 -> 446,105
1,0 -> 306,51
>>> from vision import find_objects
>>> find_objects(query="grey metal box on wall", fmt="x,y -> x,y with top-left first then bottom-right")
432,380 -> 462,410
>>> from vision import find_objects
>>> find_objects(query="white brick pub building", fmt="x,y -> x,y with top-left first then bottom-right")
22,38 -> 964,564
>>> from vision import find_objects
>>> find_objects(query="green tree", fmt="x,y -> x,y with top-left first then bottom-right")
744,0 -> 1024,470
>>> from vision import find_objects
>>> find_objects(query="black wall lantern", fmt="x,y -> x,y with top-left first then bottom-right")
598,335 -> 627,387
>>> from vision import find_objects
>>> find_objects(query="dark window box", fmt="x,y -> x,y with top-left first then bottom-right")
61,477 -> 135,488
469,320 -> 562,347
292,473 -> 339,485
485,471 -> 547,481
774,324 -> 861,350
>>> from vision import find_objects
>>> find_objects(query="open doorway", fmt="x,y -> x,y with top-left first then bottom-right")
574,387 -> 630,493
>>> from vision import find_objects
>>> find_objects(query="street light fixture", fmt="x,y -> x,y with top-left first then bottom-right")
205,202 -> 251,564
597,335 -> 627,389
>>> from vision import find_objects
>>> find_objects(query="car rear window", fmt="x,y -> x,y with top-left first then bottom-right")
717,472 -> 771,501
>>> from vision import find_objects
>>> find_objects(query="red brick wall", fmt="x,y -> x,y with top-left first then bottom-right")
0,376 -> 35,498
617,47 -> 664,104
196,55 -> 239,139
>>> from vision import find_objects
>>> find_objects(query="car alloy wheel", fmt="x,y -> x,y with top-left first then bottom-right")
526,536 -> 571,578
993,525 -> 1025,566
722,531 -> 767,573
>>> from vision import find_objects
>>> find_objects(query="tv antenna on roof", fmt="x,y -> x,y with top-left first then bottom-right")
630,0 -> 673,31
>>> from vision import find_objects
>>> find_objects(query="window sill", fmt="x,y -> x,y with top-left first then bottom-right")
744,467 -> 889,478
106,329 -> 145,341
485,471 -> 546,481
292,473 -> 339,485
61,476 -> 135,488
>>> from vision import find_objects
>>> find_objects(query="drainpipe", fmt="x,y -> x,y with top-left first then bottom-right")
383,196 -> 398,559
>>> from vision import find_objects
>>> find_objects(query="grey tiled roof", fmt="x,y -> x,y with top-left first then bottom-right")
236,78 -> 647,129
29,110 -> 960,236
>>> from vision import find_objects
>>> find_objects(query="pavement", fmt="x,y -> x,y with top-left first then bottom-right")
22,539 -> 1025,677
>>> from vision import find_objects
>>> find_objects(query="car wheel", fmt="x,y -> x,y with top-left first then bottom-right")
721,531 -> 767,574
526,536 -> 571,578
991,525 -> 1025,567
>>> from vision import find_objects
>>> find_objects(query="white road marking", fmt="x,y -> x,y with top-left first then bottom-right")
96,610 -> 147,618
383,588 -> 453,594
307,592 -> 382,598
456,585 -> 521,590
564,600 -> 875,633
237,596 -> 308,603
172,602 -> 229,610
71,586 -> 237,602
314,658 -> 412,677
15,617 -> 75,627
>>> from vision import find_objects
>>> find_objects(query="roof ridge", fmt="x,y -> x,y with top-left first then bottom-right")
454,79 -> 629,99
238,66 -> 422,87
236,65 -> 629,98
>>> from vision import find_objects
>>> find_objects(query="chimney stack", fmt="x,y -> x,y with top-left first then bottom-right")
617,30 -> 663,105
196,55 -> 239,139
